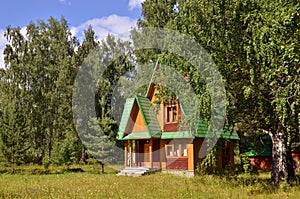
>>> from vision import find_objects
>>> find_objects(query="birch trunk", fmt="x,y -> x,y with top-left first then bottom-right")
270,132 -> 294,185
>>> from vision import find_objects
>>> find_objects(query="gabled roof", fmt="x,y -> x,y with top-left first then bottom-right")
116,98 -> 135,140
117,95 -> 161,140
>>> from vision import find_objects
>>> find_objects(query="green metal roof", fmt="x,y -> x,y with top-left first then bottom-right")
135,96 -> 161,139
247,135 -> 272,157
219,129 -> 240,140
195,120 -> 239,140
195,120 -> 208,138
117,95 -> 161,140
248,148 -> 272,157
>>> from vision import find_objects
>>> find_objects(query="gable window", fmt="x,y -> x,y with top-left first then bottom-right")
165,102 -> 178,123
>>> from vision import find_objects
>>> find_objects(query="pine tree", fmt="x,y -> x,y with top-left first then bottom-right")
0,97 -> 30,174
74,31 -> 135,168
75,26 -> 100,163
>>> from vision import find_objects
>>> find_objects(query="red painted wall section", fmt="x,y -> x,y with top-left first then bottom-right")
292,151 -> 300,172
166,158 -> 188,170
164,123 -> 179,132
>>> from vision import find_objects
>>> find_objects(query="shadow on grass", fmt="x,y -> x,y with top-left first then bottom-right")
0,164 -> 120,175
195,169 -> 300,195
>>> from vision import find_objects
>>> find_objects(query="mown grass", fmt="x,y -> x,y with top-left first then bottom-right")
0,165 -> 299,198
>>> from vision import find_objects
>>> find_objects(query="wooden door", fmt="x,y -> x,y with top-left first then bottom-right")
144,143 -> 150,166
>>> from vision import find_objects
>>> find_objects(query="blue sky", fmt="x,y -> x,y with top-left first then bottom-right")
0,0 -> 145,67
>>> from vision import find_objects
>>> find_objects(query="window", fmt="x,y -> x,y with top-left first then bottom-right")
182,144 -> 187,156
165,102 -> 178,123
165,142 -> 188,157
166,145 -> 173,156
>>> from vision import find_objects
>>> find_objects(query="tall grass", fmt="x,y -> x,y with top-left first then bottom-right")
0,165 -> 299,198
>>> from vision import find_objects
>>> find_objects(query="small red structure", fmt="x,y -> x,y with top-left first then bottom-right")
249,152 -> 300,171
249,156 -> 272,170
247,136 -> 300,171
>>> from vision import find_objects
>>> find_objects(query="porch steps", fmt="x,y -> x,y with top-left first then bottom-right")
117,167 -> 160,177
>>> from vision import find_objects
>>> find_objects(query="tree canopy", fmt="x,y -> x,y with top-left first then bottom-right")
0,17 -> 134,168
135,0 -> 300,184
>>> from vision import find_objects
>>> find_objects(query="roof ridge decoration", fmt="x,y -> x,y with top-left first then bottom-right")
145,57 -> 161,98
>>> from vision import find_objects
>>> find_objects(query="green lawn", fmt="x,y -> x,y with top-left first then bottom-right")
0,165 -> 299,198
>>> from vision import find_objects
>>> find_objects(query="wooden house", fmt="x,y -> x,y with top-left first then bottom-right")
117,61 -> 239,176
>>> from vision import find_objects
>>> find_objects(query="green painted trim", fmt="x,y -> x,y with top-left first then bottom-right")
247,135 -> 272,157
179,101 -> 186,116
248,149 -> 272,157
161,131 -> 194,139
116,98 -> 135,140
122,132 -> 152,140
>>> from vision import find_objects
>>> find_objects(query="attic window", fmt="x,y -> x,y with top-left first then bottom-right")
166,103 -> 177,123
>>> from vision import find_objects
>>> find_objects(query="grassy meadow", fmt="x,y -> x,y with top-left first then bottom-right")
0,165 -> 300,198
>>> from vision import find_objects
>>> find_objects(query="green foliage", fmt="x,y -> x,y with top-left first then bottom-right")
196,148 -> 217,175
73,31 -> 134,166
86,158 -> 99,165
240,152 -> 251,174
136,0 -> 300,184
85,117 -> 115,165
1,17 -> 80,165
0,17 -> 135,167
94,34 -> 135,138
0,98 -> 30,173
51,131 -> 82,166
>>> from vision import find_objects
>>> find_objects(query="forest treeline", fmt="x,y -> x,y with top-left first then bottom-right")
0,0 -> 300,185
0,17 -> 134,171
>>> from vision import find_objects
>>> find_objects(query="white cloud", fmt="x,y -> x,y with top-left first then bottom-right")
0,27 -> 27,69
71,14 -> 137,42
20,27 -> 28,41
59,0 -> 71,6
128,0 -> 145,10
0,53 -> 4,68
0,29 -> 7,68
0,30 -> 6,47
0,15 -> 137,68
